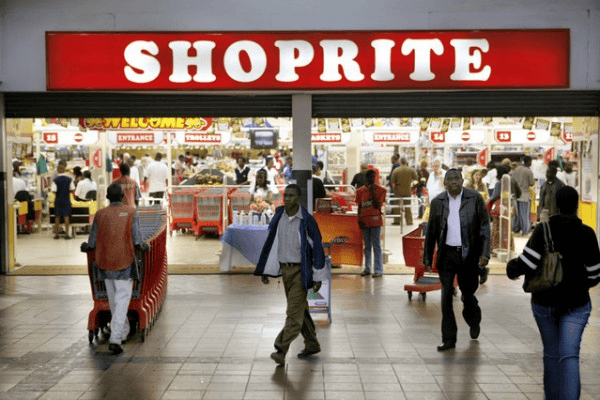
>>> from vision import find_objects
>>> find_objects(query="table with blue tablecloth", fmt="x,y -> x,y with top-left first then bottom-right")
219,224 -> 269,271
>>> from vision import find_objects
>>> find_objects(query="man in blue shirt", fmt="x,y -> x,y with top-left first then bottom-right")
255,184 -> 326,365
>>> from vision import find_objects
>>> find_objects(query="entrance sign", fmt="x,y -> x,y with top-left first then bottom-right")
108,131 -> 164,144
47,30 -> 569,91
365,129 -> 419,144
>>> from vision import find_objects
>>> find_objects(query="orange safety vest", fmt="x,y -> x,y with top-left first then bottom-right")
355,184 -> 387,228
94,204 -> 136,271
113,175 -> 138,207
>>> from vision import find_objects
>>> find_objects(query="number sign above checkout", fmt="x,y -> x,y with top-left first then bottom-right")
429,128 -> 572,145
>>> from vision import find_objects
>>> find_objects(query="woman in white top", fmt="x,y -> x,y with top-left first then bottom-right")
249,169 -> 278,204
75,171 -> 98,201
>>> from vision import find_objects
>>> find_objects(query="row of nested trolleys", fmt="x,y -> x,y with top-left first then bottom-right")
86,205 -> 168,343
169,186 -> 283,237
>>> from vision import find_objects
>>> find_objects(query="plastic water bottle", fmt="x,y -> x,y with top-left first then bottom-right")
233,209 -> 239,225
240,211 -> 246,225
252,212 -> 259,225
260,213 -> 266,225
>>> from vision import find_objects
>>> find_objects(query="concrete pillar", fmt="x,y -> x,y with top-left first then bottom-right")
346,128 -> 361,183
291,94 -> 313,211
0,95 -> 7,273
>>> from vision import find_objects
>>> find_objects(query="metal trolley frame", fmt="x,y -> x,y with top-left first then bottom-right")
86,206 -> 168,343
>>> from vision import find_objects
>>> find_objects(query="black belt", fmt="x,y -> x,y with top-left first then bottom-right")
280,262 -> 301,267
444,245 -> 462,252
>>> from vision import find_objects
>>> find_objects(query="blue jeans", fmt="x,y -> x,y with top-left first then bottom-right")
362,226 -> 382,274
532,302 -> 591,400
513,200 -> 531,235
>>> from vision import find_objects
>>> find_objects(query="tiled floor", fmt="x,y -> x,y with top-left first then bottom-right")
1,273 -> 600,400
13,216 -> 528,269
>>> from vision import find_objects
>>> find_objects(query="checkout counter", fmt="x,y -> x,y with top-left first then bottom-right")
313,193 -> 363,267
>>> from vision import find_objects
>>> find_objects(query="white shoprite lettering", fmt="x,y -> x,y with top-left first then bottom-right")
123,38 -> 491,84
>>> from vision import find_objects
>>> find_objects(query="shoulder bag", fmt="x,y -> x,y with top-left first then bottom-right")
523,221 -> 563,293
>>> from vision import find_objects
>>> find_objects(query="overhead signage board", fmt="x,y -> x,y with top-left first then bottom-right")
81,117 -> 212,131
41,130 -> 99,145
430,129 -> 485,144
494,129 -> 551,144
108,131 -> 164,144
311,132 -> 350,144
364,129 -> 419,145
47,30 -> 569,91
174,131 -> 231,144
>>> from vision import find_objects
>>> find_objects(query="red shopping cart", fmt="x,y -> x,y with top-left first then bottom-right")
85,206 -> 168,343
402,224 -> 456,301
193,187 -> 229,237
168,187 -> 204,235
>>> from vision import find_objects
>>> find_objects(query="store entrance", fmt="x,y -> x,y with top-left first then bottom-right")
5,115 -> 598,274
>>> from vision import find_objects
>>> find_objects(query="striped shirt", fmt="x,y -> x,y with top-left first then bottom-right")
510,215 -> 600,307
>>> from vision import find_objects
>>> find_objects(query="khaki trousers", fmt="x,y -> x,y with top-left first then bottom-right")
274,263 -> 320,354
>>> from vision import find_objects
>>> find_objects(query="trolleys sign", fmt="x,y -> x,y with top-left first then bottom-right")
46,30 -> 569,91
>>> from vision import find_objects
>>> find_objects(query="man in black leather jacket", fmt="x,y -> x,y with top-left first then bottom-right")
423,168 -> 490,351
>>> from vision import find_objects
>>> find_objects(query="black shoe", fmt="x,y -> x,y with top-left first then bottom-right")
436,342 -> 456,351
297,348 -> 321,358
53,235 -> 60,240
372,273 -> 382,278
470,324 -> 481,340
479,267 -> 489,285
108,343 -> 123,355
360,270 -> 371,277
270,350 -> 285,365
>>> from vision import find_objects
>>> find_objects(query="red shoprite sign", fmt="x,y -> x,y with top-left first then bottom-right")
46,30 -> 569,91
